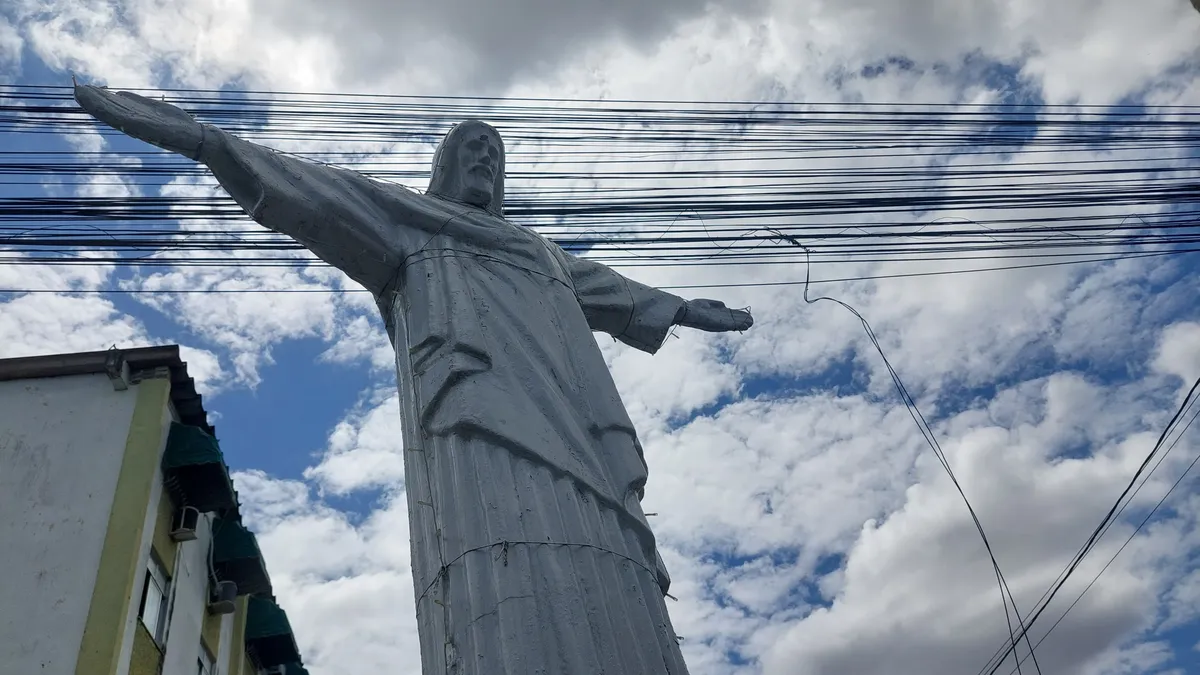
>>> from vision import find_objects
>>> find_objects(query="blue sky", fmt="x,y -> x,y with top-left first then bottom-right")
4,2 -> 1200,674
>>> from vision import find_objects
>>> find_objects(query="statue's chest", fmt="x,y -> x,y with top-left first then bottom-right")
411,208 -> 567,282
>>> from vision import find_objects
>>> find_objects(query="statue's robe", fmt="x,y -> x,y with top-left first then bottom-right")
200,126 -> 691,674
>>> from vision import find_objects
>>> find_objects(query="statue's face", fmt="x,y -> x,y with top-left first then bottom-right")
456,130 -> 501,208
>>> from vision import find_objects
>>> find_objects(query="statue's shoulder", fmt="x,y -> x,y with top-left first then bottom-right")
335,170 -> 463,227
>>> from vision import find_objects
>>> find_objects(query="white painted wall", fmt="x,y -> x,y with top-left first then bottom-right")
161,513 -> 216,675
0,373 -> 138,675
216,604 -> 235,674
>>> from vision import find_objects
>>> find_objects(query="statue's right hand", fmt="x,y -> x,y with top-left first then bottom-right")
74,83 -> 204,159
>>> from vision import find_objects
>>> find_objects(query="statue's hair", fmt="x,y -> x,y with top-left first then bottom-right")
427,120 -> 505,216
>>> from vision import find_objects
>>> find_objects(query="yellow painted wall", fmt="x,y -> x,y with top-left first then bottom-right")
128,623 -> 163,675
229,595 -> 249,675
150,489 -> 178,572
74,377 -> 171,675
202,609 -> 222,661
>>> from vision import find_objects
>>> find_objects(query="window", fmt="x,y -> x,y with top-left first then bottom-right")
197,644 -> 216,675
137,553 -> 171,645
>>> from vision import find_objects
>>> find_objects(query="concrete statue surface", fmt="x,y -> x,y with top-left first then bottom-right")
75,84 -> 752,674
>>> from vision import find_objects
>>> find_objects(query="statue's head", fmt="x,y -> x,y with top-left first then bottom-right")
427,120 -> 505,216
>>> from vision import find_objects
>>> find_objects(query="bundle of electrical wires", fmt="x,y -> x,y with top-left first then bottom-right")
1,84 -> 1198,277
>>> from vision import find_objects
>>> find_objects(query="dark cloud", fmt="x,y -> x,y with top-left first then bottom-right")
252,0 -> 767,91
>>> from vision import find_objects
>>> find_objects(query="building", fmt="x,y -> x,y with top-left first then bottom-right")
0,345 -> 308,675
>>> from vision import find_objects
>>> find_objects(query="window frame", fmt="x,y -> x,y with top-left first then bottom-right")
137,551 -> 172,646
197,642 -> 217,675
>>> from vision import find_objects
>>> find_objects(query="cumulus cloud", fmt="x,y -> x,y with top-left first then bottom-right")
0,290 -> 227,392
319,313 -> 394,373
232,469 -> 421,673
0,13 -> 23,74
10,0 -> 1199,101
0,292 -> 148,356
1154,321 -> 1200,389
752,371 -> 1198,675
304,391 -> 405,495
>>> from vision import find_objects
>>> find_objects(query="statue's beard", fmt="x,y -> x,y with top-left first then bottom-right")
461,182 -> 493,208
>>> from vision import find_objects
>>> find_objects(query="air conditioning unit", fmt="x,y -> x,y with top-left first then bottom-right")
169,506 -> 200,542
207,580 -> 238,615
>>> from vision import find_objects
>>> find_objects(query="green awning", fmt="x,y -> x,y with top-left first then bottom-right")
161,423 -> 237,512
212,517 -> 273,596
246,596 -> 302,668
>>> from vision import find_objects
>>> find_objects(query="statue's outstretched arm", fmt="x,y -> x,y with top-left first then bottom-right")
74,83 -> 403,292
562,250 -> 752,354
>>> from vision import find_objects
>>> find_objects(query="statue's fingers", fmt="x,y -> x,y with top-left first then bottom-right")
76,87 -> 126,125
732,310 -> 753,331
691,298 -> 724,310
685,312 -> 720,332
81,88 -> 134,114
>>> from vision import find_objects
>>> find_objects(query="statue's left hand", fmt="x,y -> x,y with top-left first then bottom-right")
675,299 -> 753,333
74,83 -> 204,158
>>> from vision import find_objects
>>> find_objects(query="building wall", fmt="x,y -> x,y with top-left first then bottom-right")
0,364 -> 272,675
215,605 -> 235,675
79,376 -> 172,675
0,373 -> 139,675
203,604 -> 223,658
161,513 -> 217,675
115,451 -> 170,675
127,624 -> 162,675
152,487 -> 179,572
229,596 -> 250,675
120,401 -> 238,675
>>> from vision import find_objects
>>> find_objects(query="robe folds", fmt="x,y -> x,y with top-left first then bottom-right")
201,126 -> 692,673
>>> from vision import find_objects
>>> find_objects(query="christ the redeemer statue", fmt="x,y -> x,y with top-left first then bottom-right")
75,84 -> 752,674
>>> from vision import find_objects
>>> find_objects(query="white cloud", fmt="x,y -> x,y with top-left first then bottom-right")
318,313 -> 394,373
649,369 -> 1200,675
0,258 -> 113,294
130,265 -> 340,388
0,14 -> 24,74
12,0 -> 1200,103
602,328 -> 743,428
304,392 -> 405,495
232,469 -> 421,674
1154,321 -> 1200,389
0,293 -> 149,356
642,393 -> 926,559
0,291 -> 226,393
177,344 -> 226,394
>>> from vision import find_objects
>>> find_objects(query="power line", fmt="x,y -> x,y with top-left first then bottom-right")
3,83 -> 1198,273
1000,397 -> 1200,675
793,241 -> 1043,675
0,248 -> 1194,295
976,377 -> 1200,675
12,82 -> 1200,107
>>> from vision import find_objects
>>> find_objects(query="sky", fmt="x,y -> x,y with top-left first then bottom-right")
3,1 -> 1200,674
